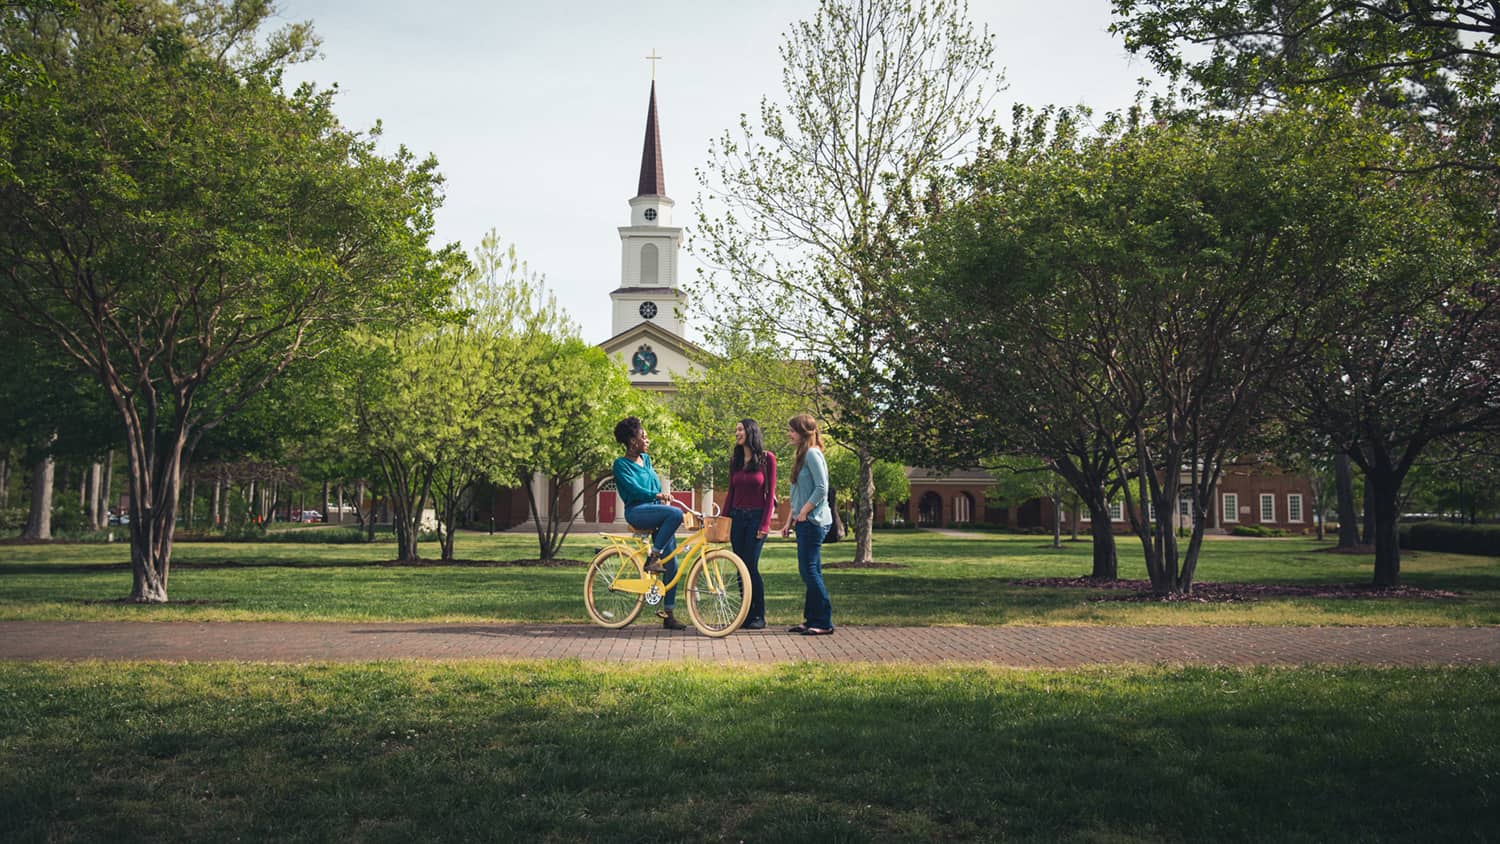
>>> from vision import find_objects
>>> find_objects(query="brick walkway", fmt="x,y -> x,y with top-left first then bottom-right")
1,621 -> 1497,666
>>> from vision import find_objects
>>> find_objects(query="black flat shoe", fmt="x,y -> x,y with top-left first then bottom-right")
742,619 -> 766,630
658,610 -> 687,631
787,624 -> 808,634
802,627 -> 834,636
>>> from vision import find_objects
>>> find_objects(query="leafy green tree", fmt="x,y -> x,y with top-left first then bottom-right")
1113,2 -> 1500,583
429,233 -> 572,561
0,1 -> 454,600
1111,0 -> 1500,173
694,0 -> 1000,565
0,309 -> 118,538
890,106 -> 1129,578
825,444 -> 909,521
670,324 -> 817,496
339,238 -> 564,564
905,106 -> 1424,593
518,340 -> 694,560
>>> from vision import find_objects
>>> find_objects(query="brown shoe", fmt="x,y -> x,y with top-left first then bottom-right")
659,610 -> 687,631
643,551 -> 666,574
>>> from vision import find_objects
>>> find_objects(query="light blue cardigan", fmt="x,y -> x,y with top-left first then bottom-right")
788,447 -> 832,527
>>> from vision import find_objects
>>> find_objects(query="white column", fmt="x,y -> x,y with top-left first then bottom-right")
530,471 -> 549,524
571,476 -> 585,522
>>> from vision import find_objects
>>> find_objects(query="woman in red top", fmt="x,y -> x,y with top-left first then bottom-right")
723,418 -> 776,630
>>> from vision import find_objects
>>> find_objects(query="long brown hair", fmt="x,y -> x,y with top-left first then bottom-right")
788,414 -> 823,483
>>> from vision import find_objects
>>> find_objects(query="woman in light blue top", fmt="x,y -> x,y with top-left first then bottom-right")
612,416 -> 687,631
780,413 -> 834,635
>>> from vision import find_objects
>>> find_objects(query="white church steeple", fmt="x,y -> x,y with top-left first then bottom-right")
611,77 -> 686,338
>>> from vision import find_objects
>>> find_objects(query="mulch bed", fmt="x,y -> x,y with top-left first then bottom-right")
1013,576 -> 1465,604
824,561 -> 909,569
78,598 -> 236,606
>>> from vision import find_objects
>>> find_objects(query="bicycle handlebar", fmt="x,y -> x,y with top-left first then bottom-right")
667,498 -> 721,520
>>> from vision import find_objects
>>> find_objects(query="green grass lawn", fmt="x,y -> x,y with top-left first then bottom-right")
1,661 -> 1495,842
1,529 -> 1497,625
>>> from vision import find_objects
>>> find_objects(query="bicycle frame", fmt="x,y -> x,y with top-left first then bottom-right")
597,506 -> 728,596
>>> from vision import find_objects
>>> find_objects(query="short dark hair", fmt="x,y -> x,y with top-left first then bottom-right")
614,416 -> 643,446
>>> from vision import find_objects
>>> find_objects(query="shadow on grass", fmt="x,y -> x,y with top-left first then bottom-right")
1,663 -> 1495,842
0,559 -> 589,576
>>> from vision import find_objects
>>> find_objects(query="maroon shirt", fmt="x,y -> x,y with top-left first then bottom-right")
724,451 -> 777,534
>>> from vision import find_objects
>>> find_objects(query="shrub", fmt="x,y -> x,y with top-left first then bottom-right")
1400,521 -> 1500,557
1231,524 -> 1287,538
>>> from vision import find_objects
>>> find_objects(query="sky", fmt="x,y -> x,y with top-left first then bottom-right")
275,0 -> 1163,344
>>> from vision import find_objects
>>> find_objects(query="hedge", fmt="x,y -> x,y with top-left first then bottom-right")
1399,521 -> 1500,557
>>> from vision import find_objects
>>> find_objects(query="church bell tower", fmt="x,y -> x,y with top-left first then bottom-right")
610,77 -> 686,340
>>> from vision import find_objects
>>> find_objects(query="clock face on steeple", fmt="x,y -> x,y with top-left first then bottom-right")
639,301 -> 658,319
644,208 -> 657,221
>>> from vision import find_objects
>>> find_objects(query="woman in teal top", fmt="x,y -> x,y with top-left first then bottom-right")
780,413 -> 834,635
611,416 -> 687,630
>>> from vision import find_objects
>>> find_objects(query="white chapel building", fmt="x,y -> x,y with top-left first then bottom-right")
597,78 -> 707,390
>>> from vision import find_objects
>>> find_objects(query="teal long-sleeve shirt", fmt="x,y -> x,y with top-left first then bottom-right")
788,447 -> 832,527
612,454 -> 662,508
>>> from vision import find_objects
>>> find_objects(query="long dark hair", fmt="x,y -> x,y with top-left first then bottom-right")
731,418 -> 766,473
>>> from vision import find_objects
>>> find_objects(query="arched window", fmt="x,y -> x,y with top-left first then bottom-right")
641,243 -> 659,285
918,491 -> 943,527
954,492 -> 974,524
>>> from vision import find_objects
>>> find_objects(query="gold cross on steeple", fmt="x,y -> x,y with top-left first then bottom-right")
645,48 -> 663,80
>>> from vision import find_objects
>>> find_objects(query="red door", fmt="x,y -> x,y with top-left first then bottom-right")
597,490 -> 616,523
671,491 -> 694,510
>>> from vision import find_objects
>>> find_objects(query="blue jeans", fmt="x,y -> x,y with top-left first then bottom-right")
795,520 -> 832,629
625,503 -> 682,609
729,508 -> 767,622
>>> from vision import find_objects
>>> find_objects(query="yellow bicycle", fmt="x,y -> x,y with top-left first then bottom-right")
584,502 -> 752,637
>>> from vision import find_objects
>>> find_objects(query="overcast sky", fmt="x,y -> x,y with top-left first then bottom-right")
275,0 -> 1162,343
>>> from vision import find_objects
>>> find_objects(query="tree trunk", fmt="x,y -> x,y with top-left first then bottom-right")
187,473 -> 197,529
1368,468 -> 1403,587
1050,495 -> 1061,548
210,478 -> 221,528
121,420 -> 191,604
853,446 -> 876,564
84,462 -> 99,529
1086,500 -> 1117,580
321,480 -> 330,524
1361,476 -> 1375,545
22,452 -> 54,540
525,472 -> 555,561
353,480 -> 368,529
1334,453 -> 1359,547
1069,501 -> 1080,541
100,450 -> 113,529
366,493 -> 378,541
0,451 -> 10,510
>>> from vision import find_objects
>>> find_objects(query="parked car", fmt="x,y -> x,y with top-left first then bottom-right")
297,510 -> 323,523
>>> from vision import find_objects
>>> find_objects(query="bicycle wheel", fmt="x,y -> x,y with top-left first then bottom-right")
685,549 -> 751,637
584,547 -> 646,629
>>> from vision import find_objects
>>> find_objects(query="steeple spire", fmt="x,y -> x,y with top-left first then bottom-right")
636,80 -> 666,198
